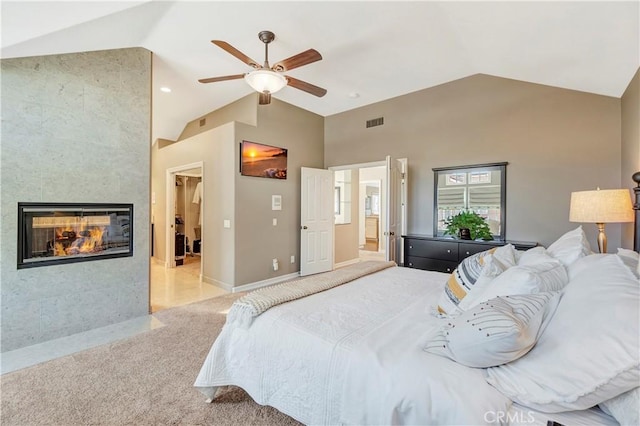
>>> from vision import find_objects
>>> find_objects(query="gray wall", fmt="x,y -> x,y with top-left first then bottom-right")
1,48 -> 151,351
335,169 -> 360,264
325,74 -> 623,250
235,98 -> 325,285
621,68 -> 640,249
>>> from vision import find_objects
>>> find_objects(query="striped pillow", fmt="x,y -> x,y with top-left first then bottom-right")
425,292 -> 561,368
437,248 -> 497,316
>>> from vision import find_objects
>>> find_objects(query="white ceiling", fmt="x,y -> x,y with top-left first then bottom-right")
2,1 -> 639,143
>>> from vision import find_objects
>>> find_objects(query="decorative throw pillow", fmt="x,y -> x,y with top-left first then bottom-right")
485,255 -> 640,412
460,259 -> 568,311
600,387 -> 640,426
425,292 -> 561,368
545,226 -> 592,268
436,245 -> 517,316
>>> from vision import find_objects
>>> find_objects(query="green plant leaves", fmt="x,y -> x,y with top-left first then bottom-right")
443,210 -> 493,240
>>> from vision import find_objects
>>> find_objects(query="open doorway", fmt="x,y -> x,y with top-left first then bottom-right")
359,165 -> 386,262
331,158 -> 407,266
164,162 -> 203,275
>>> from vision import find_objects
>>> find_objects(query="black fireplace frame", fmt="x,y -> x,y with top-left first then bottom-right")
17,202 -> 134,269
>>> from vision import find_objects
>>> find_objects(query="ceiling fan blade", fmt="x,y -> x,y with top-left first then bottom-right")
272,49 -> 322,72
286,76 -> 327,97
211,40 -> 260,68
198,74 -> 245,84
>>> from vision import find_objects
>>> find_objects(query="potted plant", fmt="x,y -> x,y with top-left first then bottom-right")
443,210 -> 493,241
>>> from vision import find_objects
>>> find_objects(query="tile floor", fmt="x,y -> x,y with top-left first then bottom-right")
150,256 -> 228,313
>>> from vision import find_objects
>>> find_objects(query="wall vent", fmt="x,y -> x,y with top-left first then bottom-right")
199,118 -> 206,127
366,117 -> 384,128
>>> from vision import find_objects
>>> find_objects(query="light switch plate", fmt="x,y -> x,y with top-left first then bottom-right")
223,219 -> 231,228
272,195 -> 282,211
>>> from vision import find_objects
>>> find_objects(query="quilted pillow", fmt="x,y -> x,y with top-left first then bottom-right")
545,226 -> 592,267
425,292 -> 561,368
485,254 -> 640,412
460,253 -> 568,311
436,245 -> 516,316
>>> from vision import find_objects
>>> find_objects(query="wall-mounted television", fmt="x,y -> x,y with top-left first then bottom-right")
240,140 -> 287,179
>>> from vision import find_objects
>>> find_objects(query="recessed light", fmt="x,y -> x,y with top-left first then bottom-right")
160,87 -> 172,93
348,92 -> 360,99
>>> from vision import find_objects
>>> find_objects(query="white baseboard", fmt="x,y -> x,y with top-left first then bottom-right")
202,276 -> 234,292
231,272 -> 300,293
334,258 -> 361,269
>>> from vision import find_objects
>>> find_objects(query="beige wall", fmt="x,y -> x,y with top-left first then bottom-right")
151,124 -> 236,287
1,48 -> 151,351
621,68 -> 640,249
176,95 -> 257,141
234,98 -> 325,285
153,94 -> 324,287
325,74 -> 622,250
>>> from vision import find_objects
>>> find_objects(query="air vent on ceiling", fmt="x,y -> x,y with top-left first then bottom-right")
199,118 -> 206,127
366,117 -> 384,128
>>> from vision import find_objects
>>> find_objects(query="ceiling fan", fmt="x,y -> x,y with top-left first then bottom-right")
198,30 -> 327,105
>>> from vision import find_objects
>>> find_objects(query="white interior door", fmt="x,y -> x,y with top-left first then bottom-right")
385,156 -> 402,263
301,167 -> 334,276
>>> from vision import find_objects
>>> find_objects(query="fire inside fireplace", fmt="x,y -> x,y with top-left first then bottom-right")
18,203 -> 133,269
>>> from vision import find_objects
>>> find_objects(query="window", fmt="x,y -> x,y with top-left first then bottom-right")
433,163 -> 507,240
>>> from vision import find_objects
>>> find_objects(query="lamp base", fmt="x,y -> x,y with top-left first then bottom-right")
596,222 -> 607,253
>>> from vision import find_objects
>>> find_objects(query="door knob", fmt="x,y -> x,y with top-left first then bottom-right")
389,232 -> 395,236
302,226 -> 308,230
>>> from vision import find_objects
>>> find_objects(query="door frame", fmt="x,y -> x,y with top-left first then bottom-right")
330,159 -> 407,263
165,161 -> 204,276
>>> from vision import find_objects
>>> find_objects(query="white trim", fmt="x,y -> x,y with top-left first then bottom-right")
329,160 -> 385,171
231,272 -> 301,293
202,275 -> 233,292
334,258 -> 361,269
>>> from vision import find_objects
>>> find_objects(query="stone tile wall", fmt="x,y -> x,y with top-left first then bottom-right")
1,48 -> 151,351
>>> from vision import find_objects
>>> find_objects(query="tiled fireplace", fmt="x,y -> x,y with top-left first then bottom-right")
18,203 -> 133,269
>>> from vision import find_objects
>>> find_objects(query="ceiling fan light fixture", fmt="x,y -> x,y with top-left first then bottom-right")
244,69 -> 287,94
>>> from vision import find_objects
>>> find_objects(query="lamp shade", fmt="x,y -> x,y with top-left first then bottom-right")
244,70 -> 287,94
569,189 -> 634,223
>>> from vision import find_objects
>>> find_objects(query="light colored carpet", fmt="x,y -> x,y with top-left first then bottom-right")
0,293 -> 301,426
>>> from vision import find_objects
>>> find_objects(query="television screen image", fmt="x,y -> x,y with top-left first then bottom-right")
240,141 -> 287,179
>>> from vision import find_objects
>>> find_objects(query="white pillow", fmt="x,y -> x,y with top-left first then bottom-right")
485,254 -> 640,412
425,292 -> 561,368
567,253 -> 608,280
546,226 -> 592,267
517,246 -> 550,266
600,387 -> 640,426
436,245 -> 517,317
617,248 -> 640,278
460,259 -> 568,311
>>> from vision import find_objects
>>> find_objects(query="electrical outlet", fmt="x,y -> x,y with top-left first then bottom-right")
272,258 -> 279,271
290,255 -> 295,264
273,218 -> 277,226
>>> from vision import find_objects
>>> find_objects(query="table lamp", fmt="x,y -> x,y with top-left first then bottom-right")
569,188 -> 634,253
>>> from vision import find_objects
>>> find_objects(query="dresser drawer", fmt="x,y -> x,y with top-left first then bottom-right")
405,239 -> 458,261
405,256 -> 457,274
458,243 -> 497,260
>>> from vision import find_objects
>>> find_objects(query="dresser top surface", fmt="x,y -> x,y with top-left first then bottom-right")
403,235 -> 537,247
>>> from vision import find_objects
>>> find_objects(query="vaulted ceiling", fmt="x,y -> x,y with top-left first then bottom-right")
2,1 -> 638,143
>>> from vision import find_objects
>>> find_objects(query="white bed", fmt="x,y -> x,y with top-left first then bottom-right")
194,264 -> 625,425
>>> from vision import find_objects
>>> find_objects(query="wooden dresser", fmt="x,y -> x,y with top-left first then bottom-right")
403,235 -> 537,273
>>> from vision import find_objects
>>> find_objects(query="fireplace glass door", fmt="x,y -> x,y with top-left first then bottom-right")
18,203 -> 133,269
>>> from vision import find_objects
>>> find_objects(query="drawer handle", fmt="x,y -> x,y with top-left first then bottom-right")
409,245 -> 413,249
409,263 -> 413,267
466,251 -> 470,255
446,249 -> 451,253
446,268 -> 451,272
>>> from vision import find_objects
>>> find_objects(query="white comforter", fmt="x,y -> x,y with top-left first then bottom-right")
194,266 -> 512,425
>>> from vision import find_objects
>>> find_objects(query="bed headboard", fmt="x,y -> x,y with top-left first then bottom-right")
633,171 -> 640,253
